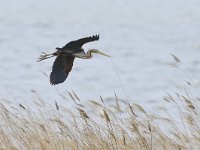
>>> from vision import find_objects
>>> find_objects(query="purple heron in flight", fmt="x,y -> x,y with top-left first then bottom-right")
38,35 -> 110,85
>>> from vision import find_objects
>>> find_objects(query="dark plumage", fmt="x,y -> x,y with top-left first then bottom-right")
38,34 -> 109,85
56,35 -> 99,54
50,35 -> 99,85
50,55 -> 74,85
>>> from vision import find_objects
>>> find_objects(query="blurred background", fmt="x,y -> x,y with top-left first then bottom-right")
0,0 -> 200,110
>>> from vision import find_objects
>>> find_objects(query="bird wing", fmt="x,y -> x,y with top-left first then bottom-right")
62,35 -> 99,49
50,55 -> 75,85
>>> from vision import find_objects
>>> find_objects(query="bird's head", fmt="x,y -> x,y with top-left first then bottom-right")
90,49 -> 110,57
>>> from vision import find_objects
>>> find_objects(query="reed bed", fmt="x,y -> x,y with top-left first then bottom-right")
0,55 -> 200,150
0,88 -> 199,150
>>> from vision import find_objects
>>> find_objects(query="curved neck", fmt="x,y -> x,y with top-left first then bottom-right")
85,50 -> 93,58
73,49 -> 94,59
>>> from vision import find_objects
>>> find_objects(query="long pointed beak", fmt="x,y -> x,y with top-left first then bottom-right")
97,51 -> 110,57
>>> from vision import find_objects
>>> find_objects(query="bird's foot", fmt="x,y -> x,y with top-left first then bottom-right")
37,52 -> 55,62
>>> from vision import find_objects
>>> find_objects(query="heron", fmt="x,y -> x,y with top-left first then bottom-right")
38,35 -> 110,85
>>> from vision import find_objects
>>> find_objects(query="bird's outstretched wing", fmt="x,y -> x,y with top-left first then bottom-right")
63,35 -> 99,49
50,55 -> 75,85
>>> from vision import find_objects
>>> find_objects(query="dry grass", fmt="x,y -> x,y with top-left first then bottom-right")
0,55 -> 200,150
0,88 -> 200,150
